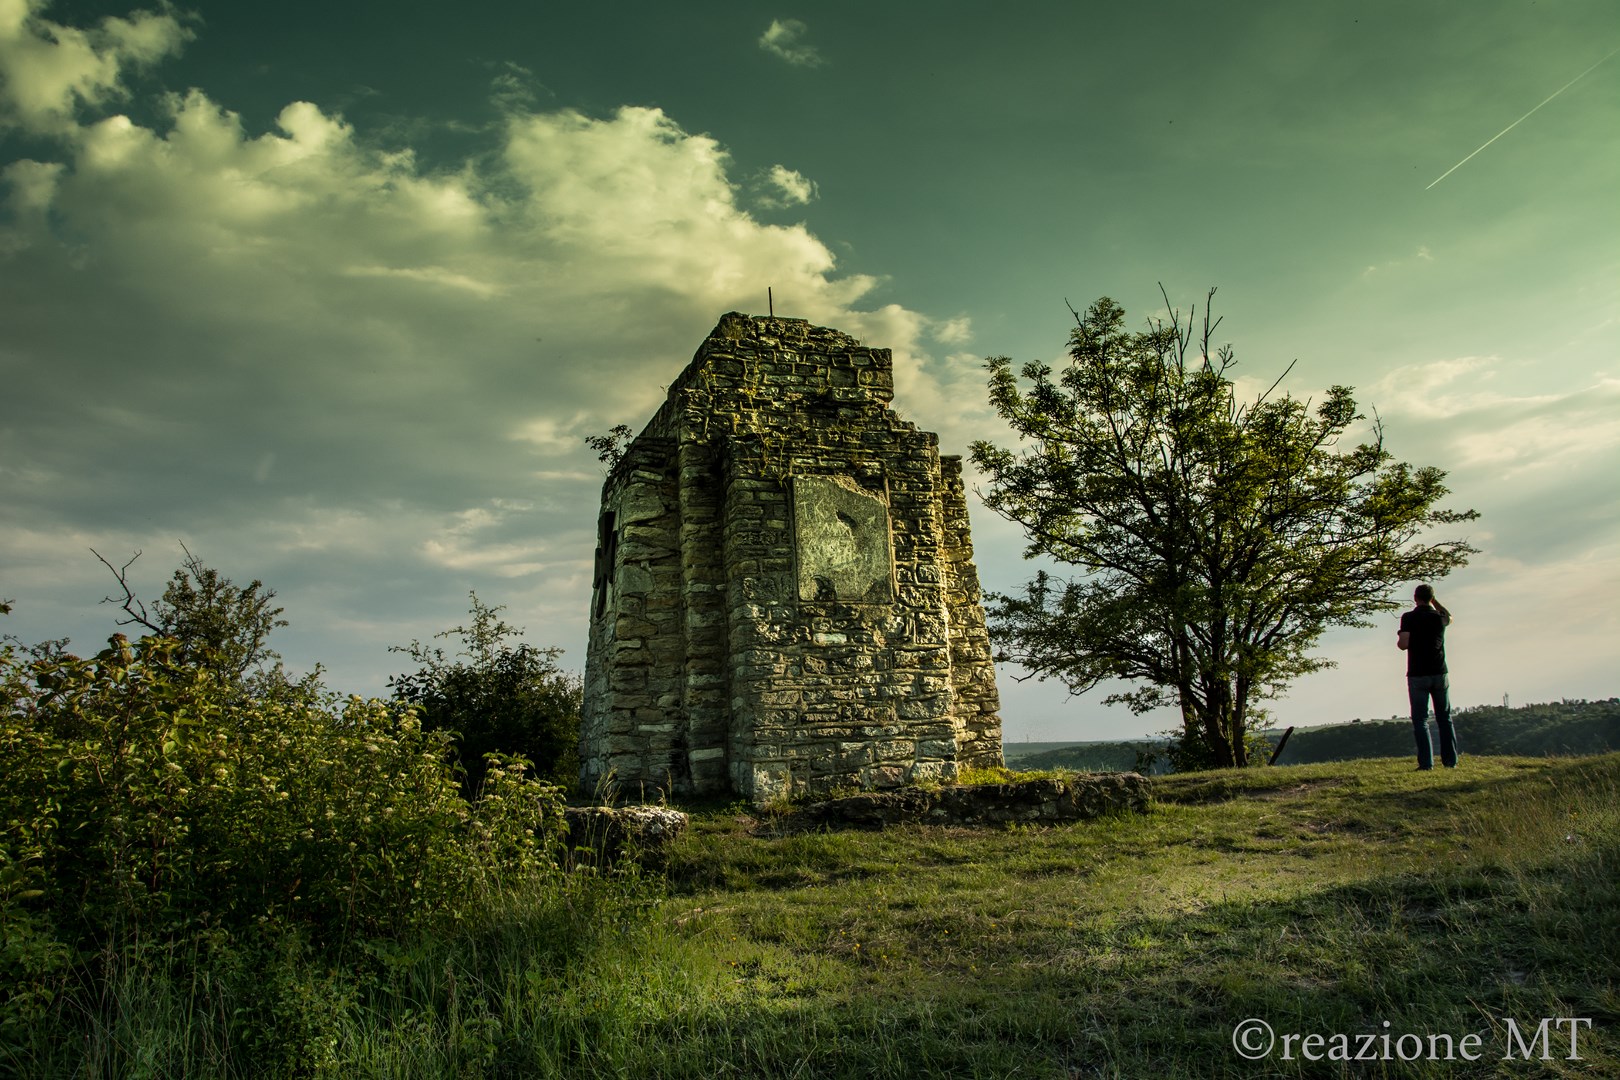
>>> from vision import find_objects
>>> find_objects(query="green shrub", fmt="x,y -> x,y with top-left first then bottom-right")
1137,722 -> 1275,773
390,594 -> 582,794
0,632 -> 567,952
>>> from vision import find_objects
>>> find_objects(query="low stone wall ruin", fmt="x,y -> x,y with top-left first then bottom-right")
784,773 -> 1151,831
563,805 -> 689,869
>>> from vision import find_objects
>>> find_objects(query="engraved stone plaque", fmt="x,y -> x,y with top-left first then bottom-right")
792,475 -> 893,603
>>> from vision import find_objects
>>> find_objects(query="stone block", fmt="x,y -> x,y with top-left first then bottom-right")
792,475 -> 894,604
618,489 -> 667,525
617,564 -> 654,596
564,806 -> 687,870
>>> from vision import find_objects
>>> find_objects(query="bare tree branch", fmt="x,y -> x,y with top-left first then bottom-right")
91,548 -> 162,634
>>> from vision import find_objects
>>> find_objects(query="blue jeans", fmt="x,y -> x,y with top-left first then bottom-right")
1408,673 -> 1458,769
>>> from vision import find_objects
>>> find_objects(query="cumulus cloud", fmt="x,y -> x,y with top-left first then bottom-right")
1355,353 -> 1620,601
0,6 -> 974,693
1366,357 -> 1620,474
1450,400 -> 1620,478
0,0 -> 191,135
758,18 -> 823,68
760,163 -> 816,207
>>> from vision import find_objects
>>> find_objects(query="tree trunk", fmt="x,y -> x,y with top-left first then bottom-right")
1192,681 -> 1237,768
1231,675 -> 1251,767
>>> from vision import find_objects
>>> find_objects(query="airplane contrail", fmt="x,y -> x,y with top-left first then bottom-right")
1426,44 -> 1620,190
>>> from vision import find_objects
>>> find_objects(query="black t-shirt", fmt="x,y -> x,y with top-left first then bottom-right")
1400,605 -> 1447,676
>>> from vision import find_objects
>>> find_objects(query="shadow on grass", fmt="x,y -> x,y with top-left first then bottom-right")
584,832 -> 1618,1079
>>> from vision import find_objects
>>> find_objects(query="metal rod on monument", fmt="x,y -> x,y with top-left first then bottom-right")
1268,725 -> 1296,766
768,287 -> 773,317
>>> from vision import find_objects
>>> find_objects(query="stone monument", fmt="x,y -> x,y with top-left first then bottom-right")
581,313 -> 1002,803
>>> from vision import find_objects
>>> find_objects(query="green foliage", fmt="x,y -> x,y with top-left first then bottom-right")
0,631 -> 567,957
586,423 -> 634,468
1139,722 -> 1277,773
954,765 -> 1020,785
971,291 -> 1479,769
153,555 -> 286,682
94,547 -> 290,687
0,577 -> 642,1076
390,593 -> 582,793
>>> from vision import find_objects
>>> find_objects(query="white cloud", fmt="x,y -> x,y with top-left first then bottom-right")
762,163 -> 816,207
0,6 -> 983,690
419,503 -> 561,578
931,315 -> 973,344
1366,357 -> 1620,473
511,413 -> 591,452
342,264 -> 506,298
1368,356 -> 1492,405
0,0 -> 191,135
1449,398 -> 1620,478
758,18 -> 823,68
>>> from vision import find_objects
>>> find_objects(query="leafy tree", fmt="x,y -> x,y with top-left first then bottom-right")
390,594 -> 582,793
970,290 -> 1479,768
92,546 -> 300,696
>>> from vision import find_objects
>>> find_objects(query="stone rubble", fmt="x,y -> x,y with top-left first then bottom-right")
562,805 -> 689,869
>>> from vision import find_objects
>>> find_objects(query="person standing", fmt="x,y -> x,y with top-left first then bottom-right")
1398,584 -> 1457,769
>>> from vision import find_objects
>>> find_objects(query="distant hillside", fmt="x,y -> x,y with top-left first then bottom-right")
1271,698 -> 1620,765
1001,699 -> 1619,774
1001,741 -> 1109,765
1004,740 -> 1169,774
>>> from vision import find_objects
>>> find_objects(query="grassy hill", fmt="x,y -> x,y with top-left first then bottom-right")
641,755 -> 1617,1077
13,755 -> 1616,1075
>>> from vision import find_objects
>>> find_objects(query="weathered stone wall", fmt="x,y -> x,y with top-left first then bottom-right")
581,313 -> 1003,804
939,455 -> 1001,769
784,774 -> 1152,831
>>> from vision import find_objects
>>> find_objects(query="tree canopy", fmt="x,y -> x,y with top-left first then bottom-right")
93,546 -> 288,685
86,546 -> 326,708
969,291 -> 1479,767
389,595 -> 582,793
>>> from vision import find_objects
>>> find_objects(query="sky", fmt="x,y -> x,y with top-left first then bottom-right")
3,0 -> 1617,742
